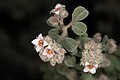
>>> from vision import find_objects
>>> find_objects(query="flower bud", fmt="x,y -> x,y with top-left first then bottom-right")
47,16 -> 59,27
93,33 -> 102,42
107,39 -> 117,54
59,8 -> 69,18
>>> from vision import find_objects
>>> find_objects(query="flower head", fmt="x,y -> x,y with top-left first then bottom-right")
34,35 -> 66,66
42,46 -> 55,59
81,40 -> 103,65
31,33 -> 48,52
80,40 -> 104,74
83,62 -> 98,74
50,3 -> 65,15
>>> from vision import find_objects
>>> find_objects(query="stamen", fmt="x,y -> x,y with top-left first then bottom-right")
46,49 -> 53,55
55,7 -> 61,12
38,40 -> 44,46
87,65 -> 94,69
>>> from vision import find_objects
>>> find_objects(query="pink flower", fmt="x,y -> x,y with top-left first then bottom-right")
83,62 -> 98,74
42,46 -> 55,59
31,33 -> 48,52
50,3 -> 65,15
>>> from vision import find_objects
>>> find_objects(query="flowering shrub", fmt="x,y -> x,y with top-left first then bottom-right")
31,3 -> 117,80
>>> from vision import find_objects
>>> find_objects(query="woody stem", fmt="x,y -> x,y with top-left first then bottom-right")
57,22 -> 72,43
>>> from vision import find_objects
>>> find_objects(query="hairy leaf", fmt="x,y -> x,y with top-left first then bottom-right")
61,37 -> 78,52
48,29 -> 60,40
72,22 -> 87,35
64,55 -> 76,67
72,6 -> 89,22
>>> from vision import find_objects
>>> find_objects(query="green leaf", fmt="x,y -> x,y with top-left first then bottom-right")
64,56 -> 76,67
61,37 -> 78,52
74,64 -> 83,71
72,22 -> 87,35
80,73 -> 95,80
69,49 -> 78,55
65,69 -> 77,80
72,6 -> 89,22
115,45 -> 120,57
80,33 -> 88,37
104,55 -> 120,75
75,49 -> 82,57
56,63 -> 69,75
48,29 -> 60,40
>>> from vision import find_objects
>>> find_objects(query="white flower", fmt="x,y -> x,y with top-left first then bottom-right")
31,33 -> 48,52
50,3 -> 65,15
42,46 -> 55,59
83,62 -> 98,74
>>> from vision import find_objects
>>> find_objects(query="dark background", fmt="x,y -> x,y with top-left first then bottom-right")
0,0 -> 120,80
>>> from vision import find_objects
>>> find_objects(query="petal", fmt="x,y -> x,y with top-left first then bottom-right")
35,46 -> 42,52
90,68 -> 96,74
42,48 -> 47,55
85,62 -> 90,66
47,45 -> 52,49
43,46 -> 54,59
43,41 -> 48,47
55,11 -> 60,15
47,53 -> 54,59
42,46 -> 52,55
37,33 -> 43,39
31,39 -> 39,45
83,67 -> 89,72
94,64 -> 98,69
55,3 -> 62,9
47,53 -> 55,59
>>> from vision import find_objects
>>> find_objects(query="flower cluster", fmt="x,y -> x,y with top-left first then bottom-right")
50,3 -> 68,18
50,3 -> 65,15
32,33 -> 66,66
80,40 -> 104,74
47,3 -> 68,27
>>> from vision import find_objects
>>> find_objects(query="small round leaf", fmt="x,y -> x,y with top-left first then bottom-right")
61,37 -> 78,52
64,56 -> 76,67
72,6 -> 89,22
48,29 -> 60,40
72,22 -> 87,35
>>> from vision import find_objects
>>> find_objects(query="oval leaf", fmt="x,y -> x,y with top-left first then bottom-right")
72,22 -> 87,35
64,56 -> 76,67
61,37 -> 78,52
72,6 -> 89,22
69,49 -> 78,56
56,64 -> 69,75
80,73 -> 95,80
48,29 -> 60,40
65,69 -> 77,80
